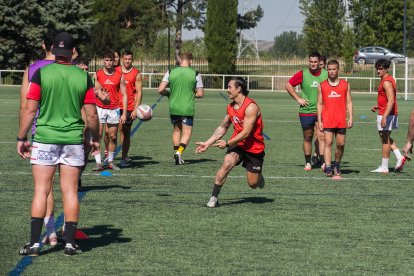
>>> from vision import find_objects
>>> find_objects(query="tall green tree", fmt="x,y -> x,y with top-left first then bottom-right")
350,0 -> 405,53
205,0 -> 237,74
0,0 -> 94,69
163,0 -> 262,64
342,25 -> 355,73
271,31 -> 306,58
300,0 -> 346,57
86,0 -> 165,58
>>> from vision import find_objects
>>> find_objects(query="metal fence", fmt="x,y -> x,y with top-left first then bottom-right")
2,57 -> 414,96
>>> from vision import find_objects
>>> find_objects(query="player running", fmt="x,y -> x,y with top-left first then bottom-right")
196,77 -> 265,208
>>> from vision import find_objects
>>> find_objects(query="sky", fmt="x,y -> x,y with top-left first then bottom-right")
182,0 -> 305,41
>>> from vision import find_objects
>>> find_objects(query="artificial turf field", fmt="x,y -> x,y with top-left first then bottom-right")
1,86 -> 414,275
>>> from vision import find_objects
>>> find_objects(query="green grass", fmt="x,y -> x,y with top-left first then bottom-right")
2,86 -> 414,275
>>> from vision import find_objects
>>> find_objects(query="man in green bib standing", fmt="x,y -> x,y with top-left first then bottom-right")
285,52 -> 328,171
158,52 -> 204,165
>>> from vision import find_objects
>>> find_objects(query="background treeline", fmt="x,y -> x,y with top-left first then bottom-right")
0,0 -> 413,74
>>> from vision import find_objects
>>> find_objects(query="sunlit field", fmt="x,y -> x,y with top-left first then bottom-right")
2,86 -> 414,275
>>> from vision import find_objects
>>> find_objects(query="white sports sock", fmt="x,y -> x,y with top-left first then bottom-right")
44,215 -> 55,236
94,153 -> 102,164
393,149 -> 402,159
108,152 -> 115,162
381,158 -> 389,168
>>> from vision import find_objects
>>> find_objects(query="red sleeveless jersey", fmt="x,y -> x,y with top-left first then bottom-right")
227,97 -> 265,154
96,69 -> 122,109
320,79 -> 348,128
119,67 -> 140,111
377,75 -> 398,115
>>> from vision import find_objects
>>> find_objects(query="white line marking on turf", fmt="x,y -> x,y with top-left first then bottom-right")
4,171 -> 412,182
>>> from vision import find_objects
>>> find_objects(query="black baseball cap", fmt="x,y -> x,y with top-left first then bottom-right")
52,32 -> 74,57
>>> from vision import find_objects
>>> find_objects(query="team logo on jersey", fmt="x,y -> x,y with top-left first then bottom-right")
104,79 -> 114,85
328,91 -> 341,98
125,81 -> 129,84
310,81 -> 319,88
232,116 -> 243,124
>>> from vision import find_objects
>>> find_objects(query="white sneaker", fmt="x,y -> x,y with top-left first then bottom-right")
206,196 -> 218,208
371,166 -> 389,173
395,156 -> 407,172
174,152 -> 185,165
304,163 -> 312,171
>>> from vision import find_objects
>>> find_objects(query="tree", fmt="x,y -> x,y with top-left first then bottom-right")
300,0 -> 346,58
85,0 -> 166,57
163,0 -> 206,64
237,5 -> 264,30
271,31 -> 306,58
163,0 -> 262,64
205,0 -> 237,74
0,0 -> 95,69
342,25 -> 355,73
350,0 -> 405,53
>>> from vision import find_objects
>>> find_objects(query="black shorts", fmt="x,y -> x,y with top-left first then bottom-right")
299,114 -> 318,129
227,146 -> 265,173
324,128 -> 346,135
170,115 -> 194,126
120,109 -> 133,125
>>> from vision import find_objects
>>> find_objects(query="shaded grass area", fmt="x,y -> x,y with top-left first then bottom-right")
1,86 -> 414,274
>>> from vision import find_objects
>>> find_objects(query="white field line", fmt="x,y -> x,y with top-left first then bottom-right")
3,171 -> 413,182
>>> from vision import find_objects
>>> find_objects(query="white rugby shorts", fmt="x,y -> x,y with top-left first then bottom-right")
97,106 -> 120,124
376,115 -> 398,131
31,142 -> 84,166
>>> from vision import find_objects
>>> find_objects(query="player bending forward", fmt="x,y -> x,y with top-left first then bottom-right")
195,77 -> 265,208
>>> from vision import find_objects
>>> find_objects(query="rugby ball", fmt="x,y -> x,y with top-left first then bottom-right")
136,104 -> 153,121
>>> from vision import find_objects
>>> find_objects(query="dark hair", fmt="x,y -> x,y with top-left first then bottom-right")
113,50 -> 121,66
122,50 -> 133,58
73,56 -> 90,66
320,55 -> 327,63
230,77 -> 249,96
327,59 -> 339,67
43,30 -> 58,51
103,49 -> 115,59
375,59 -> 391,69
309,51 -> 321,60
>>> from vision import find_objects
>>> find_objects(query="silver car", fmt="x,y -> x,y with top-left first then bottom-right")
354,46 -> 405,64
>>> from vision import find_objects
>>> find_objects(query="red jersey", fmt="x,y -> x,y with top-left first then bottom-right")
96,69 -> 122,109
320,79 -> 348,128
227,97 -> 265,154
377,75 -> 398,115
119,67 -> 139,111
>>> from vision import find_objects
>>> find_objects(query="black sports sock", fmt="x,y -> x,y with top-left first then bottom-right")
305,155 -> 311,164
173,146 -> 179,151
319,155 -> 325,164
65,222 -> 78,246
211,184 -> 222,197
30,217 -> 44,246
179,143 -> 187,150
